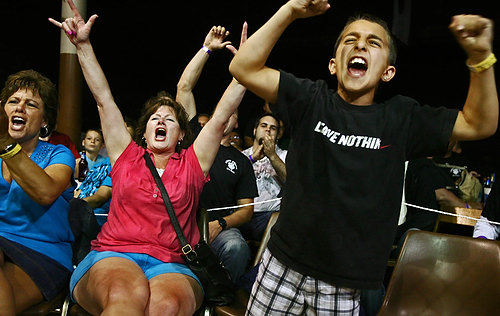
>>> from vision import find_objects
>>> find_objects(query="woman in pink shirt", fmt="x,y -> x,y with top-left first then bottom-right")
50,1 -> 246,314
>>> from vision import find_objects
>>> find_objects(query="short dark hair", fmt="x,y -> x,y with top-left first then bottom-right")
0,70 -> 58,134
254,113 -> 281,136
134,91 -> 191,152
84,128 -> 103,140
333,14 -> 397,66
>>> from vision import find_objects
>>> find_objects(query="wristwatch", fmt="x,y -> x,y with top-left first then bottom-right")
218,217 -> 227,230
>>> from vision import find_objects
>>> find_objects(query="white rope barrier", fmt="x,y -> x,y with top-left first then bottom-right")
94,198 -> 500,226
94,197 -> 283,216
205,198 -> 283,212
403,202 -> 500,226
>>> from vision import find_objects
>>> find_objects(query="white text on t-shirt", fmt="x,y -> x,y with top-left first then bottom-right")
314,121 -> 381,149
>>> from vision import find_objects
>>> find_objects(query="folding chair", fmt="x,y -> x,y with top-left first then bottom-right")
378,230 -> 500,315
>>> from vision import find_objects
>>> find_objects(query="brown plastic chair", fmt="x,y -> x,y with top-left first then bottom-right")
378,230 -> 500,316
214,211 -> 280,316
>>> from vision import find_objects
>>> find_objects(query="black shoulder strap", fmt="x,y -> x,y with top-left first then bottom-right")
143,152 -> 197,259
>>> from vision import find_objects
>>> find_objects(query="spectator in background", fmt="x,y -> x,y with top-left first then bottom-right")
243,101 -> 272,149
241,113 -> 287,241
73,128 -> 112,227
74,128 -> 106,181
243,100 -> 289,150
396,157 -> 483,244
228,129 -> 243,151
0,70 -> 75,313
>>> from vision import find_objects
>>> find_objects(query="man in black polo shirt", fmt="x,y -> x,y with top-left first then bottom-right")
230,0 -> 498,314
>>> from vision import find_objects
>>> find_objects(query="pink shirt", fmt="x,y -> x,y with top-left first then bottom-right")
91,141 -> 208,263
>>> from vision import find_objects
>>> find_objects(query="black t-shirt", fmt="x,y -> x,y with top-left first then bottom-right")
200,145 -> 258,220
396,158 -> 455,240
187,116 -> 258,220
268,71 -> 458,289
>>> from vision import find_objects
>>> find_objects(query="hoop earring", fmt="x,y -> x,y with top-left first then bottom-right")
40,125 -> 50,138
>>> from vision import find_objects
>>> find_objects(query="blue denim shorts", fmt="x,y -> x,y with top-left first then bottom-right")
70,250 -> 201,301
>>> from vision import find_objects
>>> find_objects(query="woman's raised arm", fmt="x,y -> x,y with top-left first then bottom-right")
49,0 -> 130,165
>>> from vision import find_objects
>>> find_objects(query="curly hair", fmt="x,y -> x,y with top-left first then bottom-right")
134,91 -> 191,152
0,70 -> 59,135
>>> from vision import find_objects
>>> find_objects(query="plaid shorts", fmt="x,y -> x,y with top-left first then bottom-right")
246,249 -> 361,315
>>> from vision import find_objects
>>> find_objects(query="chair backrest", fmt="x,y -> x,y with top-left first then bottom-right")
379,230 -> 500,315
197,208 -> 210,243
253,212 -> 279,267
68,198 -> 101,265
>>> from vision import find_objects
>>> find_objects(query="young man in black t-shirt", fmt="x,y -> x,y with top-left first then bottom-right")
230,0 -> 498,314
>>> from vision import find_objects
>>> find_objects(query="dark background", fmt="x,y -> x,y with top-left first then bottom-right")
0,0 -> 498,174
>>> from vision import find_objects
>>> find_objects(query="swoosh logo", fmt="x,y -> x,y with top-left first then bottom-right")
380,144 -> 391,149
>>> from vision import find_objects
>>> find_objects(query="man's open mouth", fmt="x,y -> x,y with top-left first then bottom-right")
347,57 -> 368,77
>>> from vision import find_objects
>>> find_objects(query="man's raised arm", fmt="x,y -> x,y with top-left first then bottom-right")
450,15 -> 498,141
229,0 -> 330,103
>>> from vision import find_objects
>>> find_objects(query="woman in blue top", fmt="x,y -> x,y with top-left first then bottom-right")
0,70 -> 75,314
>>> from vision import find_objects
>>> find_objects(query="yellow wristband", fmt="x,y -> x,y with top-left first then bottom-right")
467,53 -> 497,73
233,77 -> 240,84
0,143 -> 22,160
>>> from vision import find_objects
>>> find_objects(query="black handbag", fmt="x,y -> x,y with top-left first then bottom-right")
143,152 -> 235,306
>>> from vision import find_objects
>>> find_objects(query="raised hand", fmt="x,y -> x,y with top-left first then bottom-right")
261,135 -> 277,158
48,0 -> 98,46
203,26 -> 232,52
226,22 -> 248,55
286,0 -> 331,19
449,15 -> 493,63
